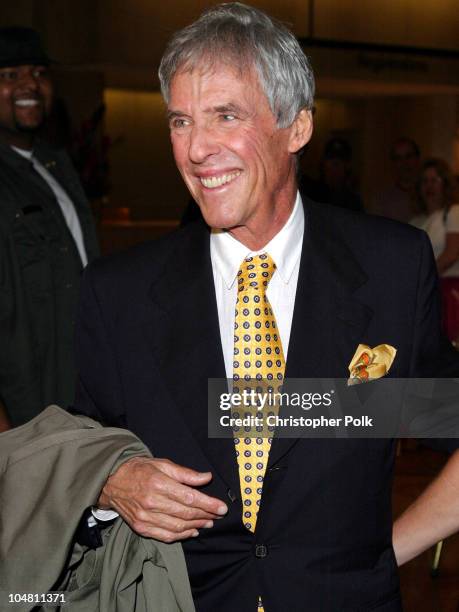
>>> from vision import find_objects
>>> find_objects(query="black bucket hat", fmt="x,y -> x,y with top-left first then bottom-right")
0,26 -> 51,68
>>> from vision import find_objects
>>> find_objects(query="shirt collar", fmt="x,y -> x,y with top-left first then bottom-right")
210,191 -> 304,289
11,146 -> 33,160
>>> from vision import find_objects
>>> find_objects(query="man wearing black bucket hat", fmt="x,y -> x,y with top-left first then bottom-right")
0,27 -> 99,429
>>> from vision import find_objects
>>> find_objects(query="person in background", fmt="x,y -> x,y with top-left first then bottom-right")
0,27 -> 99,428
372,137 -> 421,222
300,137 -> 363,212
411,158 -> 459,342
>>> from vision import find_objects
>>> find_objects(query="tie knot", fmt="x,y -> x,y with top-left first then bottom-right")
237,253 -> 276,294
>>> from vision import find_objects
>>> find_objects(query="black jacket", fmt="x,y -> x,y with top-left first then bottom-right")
0,141 -> 99,425
74,199 -> 459,611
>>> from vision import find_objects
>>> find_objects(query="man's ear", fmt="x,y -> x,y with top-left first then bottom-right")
288,109 -> 313,154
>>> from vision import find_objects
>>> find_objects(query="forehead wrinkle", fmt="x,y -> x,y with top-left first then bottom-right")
169,66 -> 268,124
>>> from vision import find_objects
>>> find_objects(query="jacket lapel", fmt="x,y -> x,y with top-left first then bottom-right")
146,203 -> 375,482
0,142 -> 55,203
268,200 -> 374,467
147,223 -> 240,492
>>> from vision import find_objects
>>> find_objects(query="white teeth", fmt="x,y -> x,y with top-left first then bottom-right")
15,100 -> 38,107
200,171 -> 241,189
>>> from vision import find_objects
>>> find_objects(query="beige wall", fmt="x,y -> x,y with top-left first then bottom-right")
314,0 -> 459,50
104,89 -> 189,219
97,0 -> 310,90
38,0 -> 98,64
5,0 -> 459,68
98,0 -> 311,63
0,1 -> 37,27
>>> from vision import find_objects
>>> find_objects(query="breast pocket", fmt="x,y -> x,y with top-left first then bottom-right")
13,206 -> 55,298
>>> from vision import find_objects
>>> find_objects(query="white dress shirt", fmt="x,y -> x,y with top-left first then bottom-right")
411,204 -> 459,278
12,146 -> 88,267
210,192 -> 304,377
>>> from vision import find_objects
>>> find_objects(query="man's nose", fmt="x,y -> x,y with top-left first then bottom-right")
188,124 -> 220,163
18,69 -> 40,91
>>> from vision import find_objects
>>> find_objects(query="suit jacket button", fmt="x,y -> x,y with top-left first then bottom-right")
227,488 -> 237,502
255,544 -> 268,558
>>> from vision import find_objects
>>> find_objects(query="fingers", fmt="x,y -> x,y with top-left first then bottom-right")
156,471 -> 228,517
156,459 -> 214,486
147,495 -> 219,522
124,457 -> 228,517
100,456 -> 229,542
132,512 -> 214,537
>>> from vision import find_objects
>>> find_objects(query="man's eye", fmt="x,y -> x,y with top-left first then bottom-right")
0,71 -> 17,81
171,118 -> 189,129
221,114 -> 236,121
32,67 -> 48,79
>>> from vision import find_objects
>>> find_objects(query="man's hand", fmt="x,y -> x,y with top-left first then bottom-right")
98,457 -> 228,542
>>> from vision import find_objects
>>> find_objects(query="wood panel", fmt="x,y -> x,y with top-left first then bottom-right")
103,89 -> 189,219
98,0 -> 310,83
314,0 -> 459,51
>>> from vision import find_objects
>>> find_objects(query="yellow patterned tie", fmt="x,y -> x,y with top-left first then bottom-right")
233,253 -> 285,534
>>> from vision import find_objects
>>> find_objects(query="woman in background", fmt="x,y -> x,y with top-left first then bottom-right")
411,158 -> 459,343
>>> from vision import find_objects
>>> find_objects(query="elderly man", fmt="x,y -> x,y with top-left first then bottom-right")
75,4 -> 459,611
0,27 -> 99,428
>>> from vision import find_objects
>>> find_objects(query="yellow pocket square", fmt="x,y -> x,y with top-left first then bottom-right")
348,344 -> 397,385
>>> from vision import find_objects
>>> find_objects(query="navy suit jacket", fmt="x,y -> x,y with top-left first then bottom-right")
74,199 -> 459,611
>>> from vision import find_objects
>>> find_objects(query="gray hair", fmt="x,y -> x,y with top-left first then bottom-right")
158,2 -> 315,128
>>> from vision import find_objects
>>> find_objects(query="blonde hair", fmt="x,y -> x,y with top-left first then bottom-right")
418,157 -> 459,212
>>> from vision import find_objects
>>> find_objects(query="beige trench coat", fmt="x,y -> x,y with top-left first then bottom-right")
0,406 -> 195,612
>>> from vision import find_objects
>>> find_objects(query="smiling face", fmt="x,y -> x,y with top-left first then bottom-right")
0,64 -> 53,149
421,166 -> 445,212
168,62 -> 312,248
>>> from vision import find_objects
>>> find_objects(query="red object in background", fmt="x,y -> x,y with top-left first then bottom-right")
72,104 -> 111,199
440,277 -> 459,344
